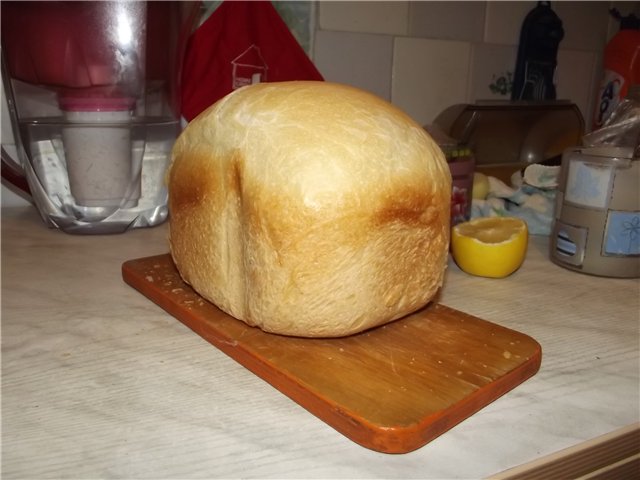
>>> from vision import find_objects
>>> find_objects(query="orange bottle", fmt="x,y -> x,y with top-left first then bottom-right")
592,10 -> 640,130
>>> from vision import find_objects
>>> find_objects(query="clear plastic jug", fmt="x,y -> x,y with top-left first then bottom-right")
1,1 -> 199,234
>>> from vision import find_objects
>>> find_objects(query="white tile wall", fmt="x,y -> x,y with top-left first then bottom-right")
408,1 -> 485,42
313,0 -> 640,131
392,37 -> 471,126
556,49 -> 600,127
469,43 -> 518,101
314,30 -> 394,100
483,1 -> 536,45
318,1 -> 408,36
554,1 -> 610,51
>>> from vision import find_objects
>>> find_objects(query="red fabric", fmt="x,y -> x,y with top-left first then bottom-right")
181,1 -> 324,121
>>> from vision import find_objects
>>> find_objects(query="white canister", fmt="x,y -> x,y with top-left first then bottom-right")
59,96 -> 138,208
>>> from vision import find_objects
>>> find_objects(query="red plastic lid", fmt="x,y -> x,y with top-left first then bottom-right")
58,95 -> 135,112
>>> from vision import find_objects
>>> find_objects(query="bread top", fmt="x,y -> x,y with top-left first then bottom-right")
168,81 -> 451,337
173,81 -> 448,211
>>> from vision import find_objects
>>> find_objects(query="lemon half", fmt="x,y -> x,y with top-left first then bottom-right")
451,217 -> 528,278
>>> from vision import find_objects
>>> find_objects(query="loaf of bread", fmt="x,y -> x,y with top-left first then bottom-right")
167,81 -> 451,337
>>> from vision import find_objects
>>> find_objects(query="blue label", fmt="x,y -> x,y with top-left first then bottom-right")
604,211 -> 640,255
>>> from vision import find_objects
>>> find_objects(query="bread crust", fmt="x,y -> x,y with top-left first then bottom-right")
168,81 -> 451,337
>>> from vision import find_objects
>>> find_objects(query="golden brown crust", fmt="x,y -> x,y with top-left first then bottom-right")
167,81 -> 451,337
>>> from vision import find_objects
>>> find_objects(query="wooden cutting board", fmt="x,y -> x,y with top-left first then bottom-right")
122,254 -> 541,454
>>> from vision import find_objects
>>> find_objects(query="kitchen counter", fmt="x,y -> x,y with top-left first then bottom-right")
2,206 -> 638,479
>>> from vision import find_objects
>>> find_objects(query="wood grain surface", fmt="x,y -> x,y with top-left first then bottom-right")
122,254 -> 542,454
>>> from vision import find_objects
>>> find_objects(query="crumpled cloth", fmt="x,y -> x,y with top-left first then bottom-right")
471,163 -> 560,235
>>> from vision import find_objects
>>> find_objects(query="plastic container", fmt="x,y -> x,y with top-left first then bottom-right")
592,10 -> 640,130
550,146 -> 639,278
0,2 -> 199,234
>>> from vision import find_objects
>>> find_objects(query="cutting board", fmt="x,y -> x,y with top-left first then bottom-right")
122,254 -> 541,454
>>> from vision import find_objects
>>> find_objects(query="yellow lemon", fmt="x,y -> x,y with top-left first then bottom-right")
451,217 -> 528,278
472,172 -> 490,200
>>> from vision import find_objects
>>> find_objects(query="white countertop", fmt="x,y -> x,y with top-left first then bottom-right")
2,206 -> 638,479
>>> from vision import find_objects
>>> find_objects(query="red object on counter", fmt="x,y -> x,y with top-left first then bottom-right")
592,14 -> 640,130
181,0 -> 324,121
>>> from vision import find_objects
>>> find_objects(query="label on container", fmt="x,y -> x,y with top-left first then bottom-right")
565,160 -> 614,210
604,210 -> 640,256
593,69 -> 625,129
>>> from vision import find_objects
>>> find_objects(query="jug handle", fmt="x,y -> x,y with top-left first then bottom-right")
1,49 -> 32,201
1,146 -> 31,200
